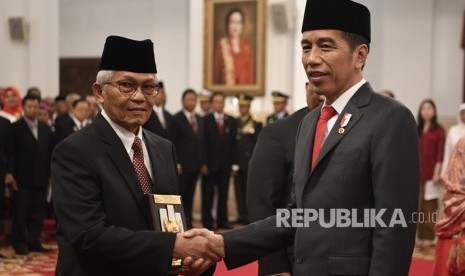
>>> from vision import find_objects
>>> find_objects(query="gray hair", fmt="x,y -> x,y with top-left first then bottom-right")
96,70 -> 114,89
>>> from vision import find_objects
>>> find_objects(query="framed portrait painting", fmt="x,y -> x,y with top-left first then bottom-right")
204,0 -> 266,96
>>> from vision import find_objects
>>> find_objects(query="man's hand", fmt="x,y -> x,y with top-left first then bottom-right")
173,229 -> 224,262
178,256 -> 214,276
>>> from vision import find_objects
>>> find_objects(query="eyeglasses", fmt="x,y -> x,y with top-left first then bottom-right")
104,81 -> 160,97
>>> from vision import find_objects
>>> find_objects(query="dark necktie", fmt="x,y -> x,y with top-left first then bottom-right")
217,117 -> 223,135
190,114 -> 198,137
132,137 -> 153,194
311,106 -> 337,170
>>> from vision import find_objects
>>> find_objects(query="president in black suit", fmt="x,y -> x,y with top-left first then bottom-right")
143,82 -> 176,141
51,36 -> 222,276
173,89 -> 204,223
201,92 -> 237,230
246,82 -> 323,275
186,1 -> 419,275
9,95 -> 53,254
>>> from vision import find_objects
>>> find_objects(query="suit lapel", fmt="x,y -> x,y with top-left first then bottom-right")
94,115 -> 147,217
19,119 -> 38,144
304,83 -> 373,187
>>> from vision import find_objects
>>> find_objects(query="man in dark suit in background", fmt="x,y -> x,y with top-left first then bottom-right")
8,95 -> 53,254
234,93 -> 262,225
51,36 -> 221,276
266,91 -> 289,125
186,0 -> 419,275
173,89 -> 204,224
54,99 -> 90,144
201,92 -> 237,230
246,82 -> 323,275
143,81 -> 176,141
0,116 -> 11,234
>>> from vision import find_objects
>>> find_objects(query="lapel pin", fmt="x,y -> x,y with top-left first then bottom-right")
338,113 -> 352,135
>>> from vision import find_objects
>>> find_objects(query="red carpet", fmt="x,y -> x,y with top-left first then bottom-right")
409,259 -> 434,276
214,258 -> 434,275
0,220 -> 436,275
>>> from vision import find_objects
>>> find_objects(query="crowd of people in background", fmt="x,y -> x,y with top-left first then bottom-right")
0,82 -> 293,255
2,81 -> 465,274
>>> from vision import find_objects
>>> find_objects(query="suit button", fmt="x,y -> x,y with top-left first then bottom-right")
296,258 -> 304,264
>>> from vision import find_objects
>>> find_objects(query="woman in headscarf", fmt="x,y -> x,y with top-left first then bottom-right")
0,86 -> 22,122
434,137 -> 465,275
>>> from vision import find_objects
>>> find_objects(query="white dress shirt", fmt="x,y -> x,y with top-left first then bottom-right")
101,110 -> 153,180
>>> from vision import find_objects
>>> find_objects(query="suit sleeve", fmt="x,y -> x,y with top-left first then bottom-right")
222,215 -> 295,270
51,140 -> 176,275
246,126 -> 292,274
369,105 -> 420,275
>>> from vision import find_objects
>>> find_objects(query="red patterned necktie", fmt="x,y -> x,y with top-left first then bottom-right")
311,106 -> 337,170
132,137 -> 153,194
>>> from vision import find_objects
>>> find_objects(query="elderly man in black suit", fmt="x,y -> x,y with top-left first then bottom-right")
173,89 -> 204,224
51,36 -> 222,276
185,1 -> 420,275
8,95 -> 53,254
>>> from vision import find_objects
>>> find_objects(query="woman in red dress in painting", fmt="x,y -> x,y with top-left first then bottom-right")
213,7 -> 255,85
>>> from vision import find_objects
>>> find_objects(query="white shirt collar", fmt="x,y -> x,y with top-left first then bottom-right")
276,110 -> 287,119
322,78 -> 366,114
183,109 -> 195,119
23,116 -> 38,127
101,110 -> 143,155
153,105 -> 163,113
214,112 -> 223,120
70,113 -> 86,128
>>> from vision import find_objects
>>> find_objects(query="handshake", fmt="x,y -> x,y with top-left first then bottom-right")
173,228 -> 225,276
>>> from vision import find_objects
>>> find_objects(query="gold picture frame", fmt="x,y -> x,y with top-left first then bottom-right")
204,0 -> 266,96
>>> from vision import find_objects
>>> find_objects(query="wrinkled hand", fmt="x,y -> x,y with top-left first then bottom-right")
177,256 -> 214,276
174,228 -> 225,275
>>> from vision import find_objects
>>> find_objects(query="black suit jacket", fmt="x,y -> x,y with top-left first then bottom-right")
143,108 -> 176,142
246,107 -> 309,275
0,117 -> 10,183
173,111 -> 204,173
223,83 -> 419,276
54,113 -> 77,144
202,113 -> 237,172
51,114 -> 180,276
9,118 -> 52,189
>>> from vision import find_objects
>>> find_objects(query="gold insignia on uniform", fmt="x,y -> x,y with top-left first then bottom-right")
338,128 -> 345,134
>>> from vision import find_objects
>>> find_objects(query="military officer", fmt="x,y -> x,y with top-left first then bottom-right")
266,91 -> 289,125
234,93 -> 262,224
